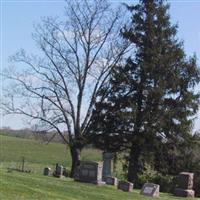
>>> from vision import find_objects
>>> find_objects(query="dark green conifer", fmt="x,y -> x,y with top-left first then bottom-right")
89,0 -> 199,184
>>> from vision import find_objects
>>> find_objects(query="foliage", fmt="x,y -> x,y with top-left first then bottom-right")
89,0 -> 200,184
137,164 -> 176,193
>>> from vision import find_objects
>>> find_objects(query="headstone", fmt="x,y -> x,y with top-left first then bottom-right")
53,163 -> 63,178
117,181 -> 133,192
174,172 -> 195,198
74,161 -> 105,185
178,172 -> 194,189
63,167 -> 70,177
140,183 -> 160,197
106,177 -> 118,186
102,152 -> 114,180
43,167 -> 51,176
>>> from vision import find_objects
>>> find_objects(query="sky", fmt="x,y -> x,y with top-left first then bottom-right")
0,0 -> 200,132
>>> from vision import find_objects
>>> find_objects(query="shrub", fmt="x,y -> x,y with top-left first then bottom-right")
137,163 -> 176,193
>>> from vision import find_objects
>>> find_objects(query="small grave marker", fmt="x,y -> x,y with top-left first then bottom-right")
106,177 -> 118,186
43,167 -> 51,176
53,163 -> 63,178
141,183 -> 160,197
118,181 -> 133,192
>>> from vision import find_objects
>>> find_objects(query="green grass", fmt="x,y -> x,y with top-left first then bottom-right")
1,169 -> 198,200
0,134 -> 123,177
0,134 -> 101,173
0,134 -> 199,199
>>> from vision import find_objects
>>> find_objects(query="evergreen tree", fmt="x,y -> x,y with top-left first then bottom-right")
89,0 -> 199,184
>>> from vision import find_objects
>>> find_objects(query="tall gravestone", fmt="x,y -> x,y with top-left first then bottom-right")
102,152 -> 114,180
74,161 -> 105,185
174,172 -> 195,198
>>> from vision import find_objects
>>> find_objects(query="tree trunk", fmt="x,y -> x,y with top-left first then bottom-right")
70,144 -> 81,178
127,143 -> 142,186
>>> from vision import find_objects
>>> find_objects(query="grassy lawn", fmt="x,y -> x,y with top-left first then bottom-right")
0,134 -> 199,199
1,169 -> 198,200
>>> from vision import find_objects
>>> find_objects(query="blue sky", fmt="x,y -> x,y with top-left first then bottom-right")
1,0 -> 200,131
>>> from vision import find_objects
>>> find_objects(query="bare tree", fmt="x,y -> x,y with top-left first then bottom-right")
1,0 -> 130,176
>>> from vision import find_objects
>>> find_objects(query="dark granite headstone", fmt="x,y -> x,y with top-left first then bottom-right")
178,172 -> 194,189
74,161 -> 104,185
141,183 -> 160,197
43,167 -> 51,176
106,177 -> 118,186
174,172 -> 195,198
53,163 -> 63,178
102,152 -> 114,180
118,181 -> 133,192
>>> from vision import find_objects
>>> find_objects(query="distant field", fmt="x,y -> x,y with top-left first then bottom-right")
0,134 -> 102,173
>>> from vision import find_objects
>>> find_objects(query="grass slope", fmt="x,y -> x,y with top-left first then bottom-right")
1,169 -> 198,200
0,135 -> 101,173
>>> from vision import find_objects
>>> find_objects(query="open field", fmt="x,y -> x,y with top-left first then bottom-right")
0,134 -> 199,199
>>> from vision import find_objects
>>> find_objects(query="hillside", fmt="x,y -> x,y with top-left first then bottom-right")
0,134 -> 101,173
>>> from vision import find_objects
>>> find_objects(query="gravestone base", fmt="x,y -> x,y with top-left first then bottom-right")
75,178 -> 105,185
106,177 -> 118,186
118,181 -> 133,192
95,181 -> 106,186
174,188 -> 195,198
